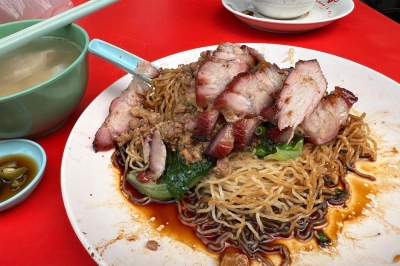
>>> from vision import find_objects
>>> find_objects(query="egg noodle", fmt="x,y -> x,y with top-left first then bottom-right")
178,113 -> 376,266
117,57 -> 377,265
145,67 -> 192,121
122,66 -> 192,174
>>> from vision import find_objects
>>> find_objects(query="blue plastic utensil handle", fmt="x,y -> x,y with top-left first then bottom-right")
88,39 -> 157,84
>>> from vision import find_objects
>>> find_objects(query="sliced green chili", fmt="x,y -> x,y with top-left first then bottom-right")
0,161 -> 17,171
11,175 -> 27,189
0,163 -> 28,181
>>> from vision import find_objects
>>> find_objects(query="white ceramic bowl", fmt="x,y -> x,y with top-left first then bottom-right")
0,139 -> 46,212
251,0 -> 315,19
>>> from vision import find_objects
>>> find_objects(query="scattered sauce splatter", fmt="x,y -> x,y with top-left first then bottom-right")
393,254 -> 400,263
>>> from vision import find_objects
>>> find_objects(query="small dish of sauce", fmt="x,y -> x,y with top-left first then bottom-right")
0,139 -> 46,212
0,154 -> 39,203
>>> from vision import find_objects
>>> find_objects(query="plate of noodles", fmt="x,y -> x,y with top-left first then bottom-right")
61,43 -> 400,266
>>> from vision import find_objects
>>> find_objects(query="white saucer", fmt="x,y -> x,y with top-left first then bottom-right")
222,0 -> 354,33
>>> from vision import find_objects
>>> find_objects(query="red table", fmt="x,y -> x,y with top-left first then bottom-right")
1,0 -> 399,265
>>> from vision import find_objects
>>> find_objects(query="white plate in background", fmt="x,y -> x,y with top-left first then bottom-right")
222,0 -> 354,33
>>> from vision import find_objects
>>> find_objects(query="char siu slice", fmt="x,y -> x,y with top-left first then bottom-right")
299,87 -> 358,145
267,127 -> 294,144
213,64 -> 288,122
269,87 -> 358,145
191,109 -> 220,142
93,61 -> 160,152
274,59 -> 328,143
233,118 -> 262,148
137,128 -> 167,183
204,123 -> 234,159
195,43 -> 261,108
93,86 -> 144,152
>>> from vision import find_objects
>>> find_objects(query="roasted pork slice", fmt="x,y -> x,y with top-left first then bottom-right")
260,105 -> 278,125
137,128 -> 167,183
191,109 -> 220,142
134,61 -> 162,79
267,127 -> 294,144
274,59 -> 328,142
195,43 -> 262,108
92,126 -> 114,152
129,76 -> 152,96
204,123 -> 234,159
299,87 -> 358,145
127,61 -> 161,96
233,118 -> 262,148
213,64 -> 288,122
268,87 -> 358,145
93,85 -> 144,152
93,62 -> 159,152
211,42 -> 259,65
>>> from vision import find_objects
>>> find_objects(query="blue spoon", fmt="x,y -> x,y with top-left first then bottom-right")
88,39 -> 158,84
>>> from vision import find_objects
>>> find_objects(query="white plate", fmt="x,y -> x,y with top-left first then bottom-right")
222,0 -> 354,33
61,44 -> 400,266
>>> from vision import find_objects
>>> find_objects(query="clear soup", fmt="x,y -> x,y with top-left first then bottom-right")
0,37 -> 82,98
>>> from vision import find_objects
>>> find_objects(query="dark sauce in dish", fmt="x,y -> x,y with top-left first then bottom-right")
0,154 -> 38,203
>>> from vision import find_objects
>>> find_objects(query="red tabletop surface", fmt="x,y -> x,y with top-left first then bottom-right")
1,0 -> 399,265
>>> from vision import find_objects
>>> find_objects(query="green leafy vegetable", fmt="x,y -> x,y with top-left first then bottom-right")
165,151 -> 215,199
127,172 -> 173,200
266,136 -> 303,161
127,151 -> 215,200
251,136 -> 276,157
248,123 -> 275,157
249,123 -> 304,161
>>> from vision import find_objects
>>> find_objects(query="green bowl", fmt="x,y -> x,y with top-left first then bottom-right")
0,20 -> 89,139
